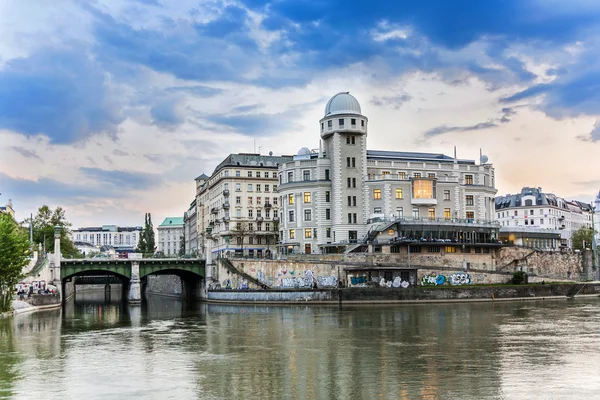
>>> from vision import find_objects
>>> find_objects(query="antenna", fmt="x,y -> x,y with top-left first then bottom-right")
253,139 -> 256,153
453,146 -> 457,161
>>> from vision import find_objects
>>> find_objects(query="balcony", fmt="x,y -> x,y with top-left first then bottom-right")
208,221 -> 214,227
273,216 -> 280,221
223,216 -> 230,221
411,198 -> 437,206
210,207 -> 218,214
256,216 -> 264,222
223,202 -> 230,209
223,189 -> 230,196
264,203 -> 272,208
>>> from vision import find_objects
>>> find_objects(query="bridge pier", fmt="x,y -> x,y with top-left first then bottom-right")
128,261 -> 141,304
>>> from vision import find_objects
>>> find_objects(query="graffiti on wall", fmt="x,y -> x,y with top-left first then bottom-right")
317,276 -> 338,288
378,278 -> 410,288
350,276 -> 367,285
421,274 -> 446,286
449,272 -> 471,285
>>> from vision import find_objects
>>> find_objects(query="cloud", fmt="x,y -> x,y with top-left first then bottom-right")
0,47 -> 124,144
10,147 -> 43,162
370,94 -> 412,109
424,121 -> 498,138
113,149 -> 130,156
79,167 -> 162,191
0,172 -> 110,200
205,111 -> 301,136
577,118 -> 600,142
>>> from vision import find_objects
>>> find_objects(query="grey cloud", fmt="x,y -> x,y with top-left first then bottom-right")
424,121 -> 498,138
113,149 -> 129,156
370,94 -> 412,110
11,146 -> 43,162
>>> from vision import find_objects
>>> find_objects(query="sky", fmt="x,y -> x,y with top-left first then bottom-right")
1,0 -> 600,228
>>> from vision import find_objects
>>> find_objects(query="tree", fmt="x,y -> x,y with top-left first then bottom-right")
232,222 -> 250,255
29,205 -> 81,258
136,213 -> 156,255
0,213 -> 30,312
572,226 -> 595,251
179,234 -> 186,257
266,220 -> 280,257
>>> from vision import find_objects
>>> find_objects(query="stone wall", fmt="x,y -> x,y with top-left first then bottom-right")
145,275 -> 183,297
496,247 -> 592,280
27,294 -> 61,307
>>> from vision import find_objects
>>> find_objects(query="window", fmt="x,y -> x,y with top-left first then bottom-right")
236,170 -> 241,177
248,184 -> 253,191
351,118 -> 356,126
321,122 -> 324,130
326,209 -> 331,220
236,209 -> 241,217
348,213 -> 352,224
428,208 -> 435,220
257,223 -> 262,231
273,197 -> 278,205
256,184 -> 261,192
353,196 -> 357,206
525,199 -> 533,206
325,169 -> 330,180
248,171 -> 252,177
303,170 -> 310,181
428,173 -> 436,179
465,175 -> 473,185
257,210 -> 262,218
466,211 -> 475,220
399,172 -> 407,179
352,178 -> 356,188
373,189 -> 381,200
305,228 -> 312,238
346,136 -> 350,144
236,196 -> 241,204
289,229 -> 295,239
540,219 -> 544,225
304,192 -> 311,203
248,209 -> 253,218
235,183 -> 241,191
273,185 -> 277,191
328,120 -> 332,128
347,196 -> 352,206
325,191 -> 330,202
339,118 -> 344,127
429,246 -> 441,253
265,184 -> 270,192
413,173 -> 421,178
444,208 -> 451,220
352,157 -> 356,168
514,210 -> 518,216
288,172 -> 293,183
466,195 -> 474,206
444,190 -> 450,201
256,171 -> 261,178
396,207 -> 403,218
289,210 -> 295,222
412,179 -> 435,199
304,210 -> 312,221
248,223 -> 254,231
248,196 -> 253,205
445,246 -> 456,253
374,207 -> 382,213
326,228 -> 331,238
395,188 -> 403,199
353,213 -> 357,224
530,210 -> 534,216
266,209 -> 271,218
412,207 -> 419,219
347,177 -> 351,188
540,209 -> 544,215
265,223 -> 271,231
382,171 -> 390,177
361,120 -> 365,127
289,194 -> 294,205
347,157 -> 351,167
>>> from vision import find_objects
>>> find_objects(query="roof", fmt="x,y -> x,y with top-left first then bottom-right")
158,217 -> 184,227
212,153 -> 293,175
195,173 -> 209,180
367,150 -> 474,164
324,92 -> 362,117
73,226 -> 143,232
495,187 -> 578,210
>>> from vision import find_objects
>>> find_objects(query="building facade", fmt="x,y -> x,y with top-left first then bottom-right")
71,225 -> 143,254
495,187 -> 593,249
0,199 -> 15,219
278,92 -> 499,255
196,153 -> 293,258
184,199 -> 198,256
157,217 -> 184,256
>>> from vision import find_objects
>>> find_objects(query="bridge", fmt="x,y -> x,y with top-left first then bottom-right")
59,258 -> 206,303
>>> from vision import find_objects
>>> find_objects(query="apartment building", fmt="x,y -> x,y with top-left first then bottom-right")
157,217 -> 184,256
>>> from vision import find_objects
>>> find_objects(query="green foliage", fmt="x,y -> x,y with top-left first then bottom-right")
179,234 -> 185,256
572,226 -> 595,251
0,214 -> 30,312
511,271 -> 527,285
28,205 -> 81,258
136,213 -> 156,254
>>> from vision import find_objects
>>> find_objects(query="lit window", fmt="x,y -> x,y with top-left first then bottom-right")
444,208 -> 451,220
428,173 -> 436,179
305,228 -> 312,238
413,173 -> 421,178
289,229 -> 295,239
445,246 -> 456,253
465,175 -> 473,185
289,194 -> 294,205
466,211 -> 475,220
304,192 -> 311,203
428,208 -> 435,220
399,172 -> 407,179
412,180 -> 435,199
395,188 -> 403,199
373,189 -> 381,200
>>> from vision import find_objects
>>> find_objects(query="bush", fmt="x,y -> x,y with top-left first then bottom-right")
511,271 -> 527,285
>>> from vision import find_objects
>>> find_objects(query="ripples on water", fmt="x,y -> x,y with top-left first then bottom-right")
1,291 -> 600,399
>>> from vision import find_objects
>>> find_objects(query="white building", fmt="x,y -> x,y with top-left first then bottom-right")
495,187 -> 593,249
0,199 -> 15,219
72,225 -> 142,253
196,153 -> 293,258
184,199 -> 198,256
278,92 -> 499,254
157,217 -> 184,256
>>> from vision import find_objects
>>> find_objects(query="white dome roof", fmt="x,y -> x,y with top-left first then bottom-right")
324,92 -> 361,116
297,147 -> 311,156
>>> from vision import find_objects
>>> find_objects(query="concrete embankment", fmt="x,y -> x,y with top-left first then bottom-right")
207,283 -> 600,304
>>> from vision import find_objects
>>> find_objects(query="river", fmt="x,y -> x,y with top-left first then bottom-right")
1,291 -> 600,399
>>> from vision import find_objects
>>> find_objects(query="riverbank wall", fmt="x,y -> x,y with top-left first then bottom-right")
208,283 -> 600,304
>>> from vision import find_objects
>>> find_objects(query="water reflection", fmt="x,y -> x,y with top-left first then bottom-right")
0,295 -> 600,399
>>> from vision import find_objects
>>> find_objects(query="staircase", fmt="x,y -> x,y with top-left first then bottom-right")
566,283 -> 587,298
218,257 -> 270,289
344,243 -> 363,253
